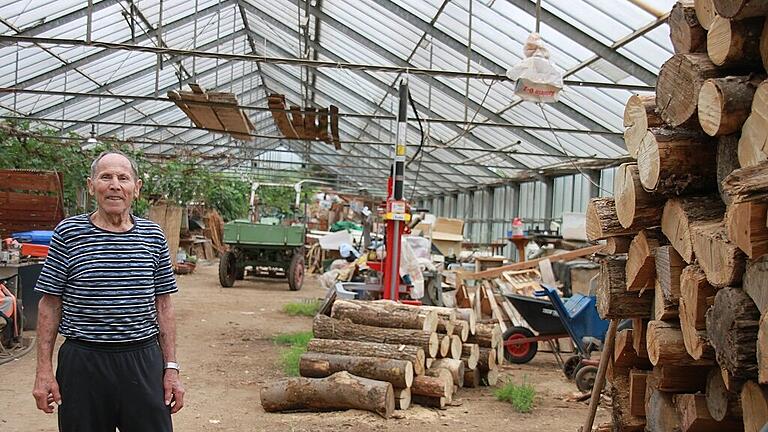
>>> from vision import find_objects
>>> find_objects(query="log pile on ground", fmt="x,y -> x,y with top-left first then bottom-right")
587,2 -> 768,429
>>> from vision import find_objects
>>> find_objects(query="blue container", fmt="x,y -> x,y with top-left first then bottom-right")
12,230 -> 54,245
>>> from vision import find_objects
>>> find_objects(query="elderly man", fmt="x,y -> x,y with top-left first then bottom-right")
32,151 -> 185,432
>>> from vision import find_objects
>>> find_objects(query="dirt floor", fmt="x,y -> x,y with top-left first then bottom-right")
0,261 -> 608,431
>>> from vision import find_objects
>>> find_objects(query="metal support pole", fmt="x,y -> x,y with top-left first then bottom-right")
86,0 -> 93,44
544,177 -> 554,230
587,169 -> 602,198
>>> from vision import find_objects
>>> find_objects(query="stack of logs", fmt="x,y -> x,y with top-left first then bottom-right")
588,1 -> 768,430
261,299 -> 504,418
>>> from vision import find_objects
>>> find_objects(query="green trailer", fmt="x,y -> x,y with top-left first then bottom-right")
218,220 -> 306,290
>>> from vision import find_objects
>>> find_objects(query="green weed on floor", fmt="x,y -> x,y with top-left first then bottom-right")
272,331 -> 313,376
494,378 -> 536,413
282,300 -> 322,317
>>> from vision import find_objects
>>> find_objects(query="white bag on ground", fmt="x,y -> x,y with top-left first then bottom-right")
400,240 -> 424,299
506,33 -> 563,103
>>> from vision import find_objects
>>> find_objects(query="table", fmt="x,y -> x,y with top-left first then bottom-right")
462,241 -> 507,256
507,236 -> 533,262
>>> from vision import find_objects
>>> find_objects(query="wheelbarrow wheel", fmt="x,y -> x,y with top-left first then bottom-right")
563,355 -> 583,379
287,253 -> 304,291
219,251 -> 237,288
503,326 -> 538,364
575,365 -> 598,392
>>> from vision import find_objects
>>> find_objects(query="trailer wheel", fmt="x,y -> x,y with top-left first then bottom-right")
575,365 -> 598,392
502,326 -> 538,364
219,251 -> 237,288
287,253 -> 304,291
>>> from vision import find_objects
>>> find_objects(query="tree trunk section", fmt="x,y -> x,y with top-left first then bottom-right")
645,389 -> 681,432
430,358 -> 465,388
615,328 -> 652,370
586,197 -> 639,241
481,368 -> 500,386
736,84 -> 768,168
260,371 -> 394,418
612,370 -> 647,431
438,334 -> 450,358
425,367 -> 454,402
679,265 -> 717,360
411,395 -> 446,409
454,308 -> 477,335
717,134 -> 741,205
633,318 -> 650,359
478,347 -> 497,372
745,255 -> 768,314
467,322 -> 500,348
656,245 -> 685,303
647,320 -> 714,366
606,236 -> 633,254
707,15 -> 764,67
624,94 -> 664,158
670,0 -> 708,54
655,279 -> 680,321
637,128 -> 716,195
299,352 -> 414,388
306,339 -> 426,376
695,0 -> 717,30
675,393 -> 743,432
461,343 -> 479,370
411,374 -> 451,399
727,200 -> 768,259
598,255 -> 654,319
713,0 -> 768,19
656,53 -> 747,127
630,369 -> 650,417
661,196 -> 726,263
394,387 -> 411,410
706,287 -> 761,380
651,365 -> 710,393
454,320 -> 470,342
691,220 -> 747,287
448,335 -> 462,360
615,164 -> 666,229
330,300 -> 438,332
463,367 -> 480,388
706,367 -> 744,421
679,296 -> 715,360
699,76 -> 762,136
723,158 -> 768,203
741,380 -> 768,432
758,313 -> 768,384
313,314 -> 439,358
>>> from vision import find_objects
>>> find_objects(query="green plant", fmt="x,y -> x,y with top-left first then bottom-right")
282,300 -> 322,317
272,331 -> 313,376
272,331 -> 313,346
494,378 -> 536,413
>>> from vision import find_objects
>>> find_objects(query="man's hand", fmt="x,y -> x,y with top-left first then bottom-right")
32,370 -> 61,413
163,369 -> 185,414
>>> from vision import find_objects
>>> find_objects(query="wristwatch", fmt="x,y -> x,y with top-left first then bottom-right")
164,362 -> 180,372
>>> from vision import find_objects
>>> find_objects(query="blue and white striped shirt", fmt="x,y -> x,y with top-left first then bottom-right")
35,214 -> 178,343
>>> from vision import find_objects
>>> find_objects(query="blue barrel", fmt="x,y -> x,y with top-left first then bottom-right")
11,231 -> 54,245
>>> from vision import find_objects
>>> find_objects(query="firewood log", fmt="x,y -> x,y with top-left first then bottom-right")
741,380 -> 768,432
713,0 -> 768,18
612,369 -> 646,431
597,255 -> 654,319
624,94 -> 663,158
480,368 -> 500,386
678,296 -> 715,360
586,197 -> 638,241
691,220 -> 746,287
330,300 -> 438,332
650,364 -> 710,393
430,358 -> 465,388
656,245 -> 685,303
636,128 -> 716,195
661,196 -> 725,263
717,134 -> 741,205
615,164 -> 665,229
707,15 -> 764,67
466,322 -> 500,348
694,0 -> 717,30
463,367 -> 481,388
670,0 -> 707,54
299,352 -> 414,388
706,367 -> 744,421
306,339 -> 426,375
629,369 -> 650,417
726,200 -> 768,258
745,256 -> 768,314
633,318 -> 650,359
461,343 -> 479,370
606,236 -> 633,254
425,367 -> 454,402
411,373 -> 451,399
758,313 -> 768,384
477,347 -> 497,372
615,328 -> 652,370
645,389 -> 681,432
454,320 -> 470,342
411,395 -> 446,409
679,265 -> 717,360
706,287 -> 761,380
675,393 -> 744,431
698,76 -> 763,136
656,53 -> 746,127
313,314 -> 440,358
736,83 -> 768,168
723,159 -> 768,202
260,371 -> 394,418
438,334 -> 451,358
647,320 -> 714,366
655,279 -> 679,321
394,387 -> 411,410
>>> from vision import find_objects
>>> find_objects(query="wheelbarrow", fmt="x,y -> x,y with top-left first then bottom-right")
502,284 -> 609,388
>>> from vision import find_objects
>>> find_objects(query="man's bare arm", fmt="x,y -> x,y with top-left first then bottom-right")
32,294 -> 62,413
156,294 -> 184,413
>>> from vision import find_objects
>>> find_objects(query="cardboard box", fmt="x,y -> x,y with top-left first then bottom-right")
431,217 -> 464,256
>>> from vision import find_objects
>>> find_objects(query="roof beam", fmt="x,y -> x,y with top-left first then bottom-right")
14,0 -> 121,36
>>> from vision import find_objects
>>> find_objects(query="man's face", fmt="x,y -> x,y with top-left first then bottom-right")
87,154 -> 143,217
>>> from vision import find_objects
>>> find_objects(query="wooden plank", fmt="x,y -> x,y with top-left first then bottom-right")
0,192 -> 59,211
538,258 -> 557,286
485,286 -> 507,333
466,245 -> 604,280
0,170 -> 61,192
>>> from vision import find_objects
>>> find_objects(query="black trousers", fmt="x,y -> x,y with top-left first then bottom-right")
56,337 -> 173,432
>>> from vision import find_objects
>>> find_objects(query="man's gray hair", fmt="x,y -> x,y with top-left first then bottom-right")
90,150 -> 140,181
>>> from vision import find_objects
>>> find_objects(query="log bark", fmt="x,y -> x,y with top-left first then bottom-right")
647,320 -> 714,366
306,339 -> 426,376
260,371 -> 394,418
706,367 -> 744,421
695,0 -> 717,30
430,358 -> 465,388
411,374 -> 451,399
759,313 -> 768,384
656,53 -> 747,127
762,19 -> 768,72
726,200 -> 768,259
713,0 -> 768,18
741,380 -> 768,432
478,347 -> 497,372
612,370 -> 647,431
586,197 -> 638,241
645,389 -> 681,432
425,368 -> 454,403
717,134 -> 741,205
597,255 -> 654,319
661,196 -> 726,263
454,308 -> 477,335
461,343 -> 479,370
691,220 -> 747,287
463,367 -> 481,388
675,393 -> 743,432
299,352 -> 414,388
313,314 -> 439,358
655,279 -> 680,321
670,1 -> 708,54
698,76 -> 762,136
679,265 -> 717,360
629,369 -> 650,417
656,245 -> 685,303
650,365 -> 710,393
707,15 -> 764,67
624,94 -> 664,158
394,387 -> 411,410
481,368 -> 500,386
636,128 -> 716,195
606,236 -> 633,254
745,255 -> 768,314
706,287 -> 761,380
330,300 -> 438,332
615,328 -> 652,370
633,318 -> 650,359
723,158 -> 768,203
467,322 -> 500,348
411,395 -> 446,409
454,320 -> 470,342
615,164 -> 665,229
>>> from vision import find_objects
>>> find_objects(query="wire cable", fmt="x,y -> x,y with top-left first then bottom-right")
406,88 -> 426,201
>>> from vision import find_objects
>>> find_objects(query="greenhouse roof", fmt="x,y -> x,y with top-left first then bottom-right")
0,0 -> 675,196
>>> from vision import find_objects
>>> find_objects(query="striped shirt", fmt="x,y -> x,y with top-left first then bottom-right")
35,214 -> 178,343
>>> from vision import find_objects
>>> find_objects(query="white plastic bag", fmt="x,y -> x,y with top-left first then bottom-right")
400,240 -> 424,299
506,33 -> 563,103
